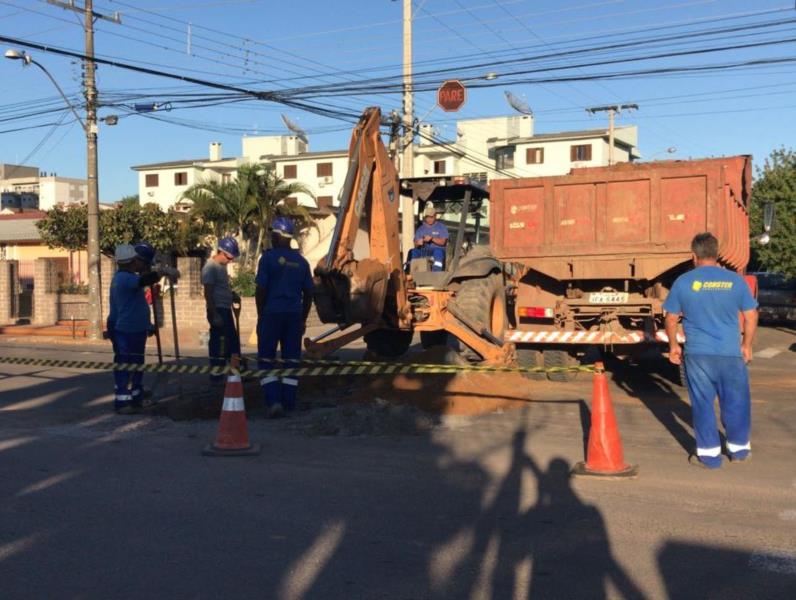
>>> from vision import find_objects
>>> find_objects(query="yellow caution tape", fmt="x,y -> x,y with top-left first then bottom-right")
0,355 -> 600,377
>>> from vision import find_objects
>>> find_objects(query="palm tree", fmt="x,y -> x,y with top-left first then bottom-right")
182,163 -> 314,268
245,164 -> 314,265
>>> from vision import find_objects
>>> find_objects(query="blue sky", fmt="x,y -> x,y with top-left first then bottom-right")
1,0 -> 795,202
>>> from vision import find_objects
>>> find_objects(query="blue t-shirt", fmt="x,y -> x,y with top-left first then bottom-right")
107,270 -> 150,333
255,248 -> 313,314
414,221 -> 449,249
663,265 -> 757,357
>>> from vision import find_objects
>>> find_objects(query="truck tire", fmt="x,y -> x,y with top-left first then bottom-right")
364,329 -> 413,358
517,348 -> 546,380
453,274 -> 507,359
544,349 -> 579,382
675,360 -> 687,388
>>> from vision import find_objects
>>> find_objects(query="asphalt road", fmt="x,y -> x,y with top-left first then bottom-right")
0,325 -> 794,599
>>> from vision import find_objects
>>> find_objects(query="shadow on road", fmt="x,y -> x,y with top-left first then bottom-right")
606,356 -> 696,454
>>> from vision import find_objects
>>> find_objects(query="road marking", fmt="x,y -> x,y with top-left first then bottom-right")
757,347 -> 785,359
748,551 -> 796,575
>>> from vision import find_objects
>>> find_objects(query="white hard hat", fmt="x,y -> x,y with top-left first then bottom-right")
423,202 -> 437,217
115,244 -> 137,263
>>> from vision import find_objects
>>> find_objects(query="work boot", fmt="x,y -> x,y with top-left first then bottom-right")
729,451 -> 752,464
267,403 -> 285,419
688,454 -> 721,469
115,403 -> 141,416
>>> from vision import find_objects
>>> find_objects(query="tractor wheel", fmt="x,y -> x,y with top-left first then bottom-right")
420,330 -> 449,349
517,348 -> 546,380
364,329 -> 413,358
544,349 -> 580,382
453,274 -> 507,360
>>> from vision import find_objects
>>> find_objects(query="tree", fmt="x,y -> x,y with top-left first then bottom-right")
245,164 -> 314,263
183,163 -> 314,267
750,148 -> 796,277
36,203 -> 207,257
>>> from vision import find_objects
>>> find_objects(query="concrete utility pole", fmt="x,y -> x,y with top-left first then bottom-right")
586,103 -> 638,166
47,0 -> 120,339
400,0 -> 415,256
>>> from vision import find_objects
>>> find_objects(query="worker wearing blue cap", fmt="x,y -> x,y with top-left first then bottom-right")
202,237 -> 241,383
255,217 -> 314,417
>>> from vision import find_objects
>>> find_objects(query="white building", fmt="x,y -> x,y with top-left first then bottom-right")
0,163 -> 88,211
413,115 -> 639,182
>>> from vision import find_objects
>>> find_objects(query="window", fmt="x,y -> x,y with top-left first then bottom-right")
316,195 -> 333,211
570,144 -> 592,161
284,197 -> 298,207
222,173 -> 231,183
433,160 -> 446,174
317,162 -> 333,177
174,172 -> 187,186
145,174 -> 159,187
283,164 -> 297,179
526,148 -> 545,164
495,146 -> 515,170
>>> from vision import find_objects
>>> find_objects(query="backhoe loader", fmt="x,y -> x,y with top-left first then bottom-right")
307,107 -> 514,365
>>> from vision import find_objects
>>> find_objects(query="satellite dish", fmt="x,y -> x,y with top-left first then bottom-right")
281,114 -> 308,144
504,91 -> 533,116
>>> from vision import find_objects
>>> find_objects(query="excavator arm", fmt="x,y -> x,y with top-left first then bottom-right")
312,107 -> 409,330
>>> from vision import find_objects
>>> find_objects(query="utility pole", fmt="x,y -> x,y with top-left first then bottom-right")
47,0 -> 120,339
586,103 -> 638,166
400,0 -> 415,256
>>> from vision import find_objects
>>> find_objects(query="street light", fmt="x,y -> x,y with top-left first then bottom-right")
5,47 -> 103,339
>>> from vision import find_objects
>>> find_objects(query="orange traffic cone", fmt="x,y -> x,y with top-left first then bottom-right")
202,355 -> 261,456
572,362 -> 637,478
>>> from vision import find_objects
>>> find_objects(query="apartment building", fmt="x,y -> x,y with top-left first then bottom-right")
0,163 -> 88,211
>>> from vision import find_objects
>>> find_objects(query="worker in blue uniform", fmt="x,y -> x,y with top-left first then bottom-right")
202,237 -> 241,383
413,201 -> 448,271
664,232 -> 758,469
255,217 -> 314,418
106,243 -> 162,414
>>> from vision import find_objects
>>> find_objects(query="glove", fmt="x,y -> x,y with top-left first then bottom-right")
231,291 -> 241,305
159,265 -> 181,282
147,324 -> 157,338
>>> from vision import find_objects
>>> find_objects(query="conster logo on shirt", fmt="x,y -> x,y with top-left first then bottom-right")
691,280 -> 733,292
277,255 -> 301,268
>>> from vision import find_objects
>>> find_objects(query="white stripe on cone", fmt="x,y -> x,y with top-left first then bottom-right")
222,396 -> 245,412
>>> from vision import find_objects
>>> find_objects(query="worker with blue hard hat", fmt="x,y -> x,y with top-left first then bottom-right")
202,236 -> 241,383
255,216 -> 314,417
106,242 -> 163,413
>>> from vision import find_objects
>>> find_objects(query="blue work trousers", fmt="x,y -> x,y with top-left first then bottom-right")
409,246 -> 446,272
112,330 -> 147,410
258,312 -> 303,410
684,354 -> 752,468
208,308 -> 240,382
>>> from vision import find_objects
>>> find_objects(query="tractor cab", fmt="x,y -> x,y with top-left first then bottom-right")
401,176 -> 490,290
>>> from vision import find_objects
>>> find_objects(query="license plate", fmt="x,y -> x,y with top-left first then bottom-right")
589,292 -> 629,304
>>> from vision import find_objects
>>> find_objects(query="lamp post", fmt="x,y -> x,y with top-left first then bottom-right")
5,48 -> 103,339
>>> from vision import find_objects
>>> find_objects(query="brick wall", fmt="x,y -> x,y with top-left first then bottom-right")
33,258 -> 59,325
57,294 -> 89,321
0,260 -> 18,325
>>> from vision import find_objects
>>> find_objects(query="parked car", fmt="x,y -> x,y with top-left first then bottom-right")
751,272 -> 796,323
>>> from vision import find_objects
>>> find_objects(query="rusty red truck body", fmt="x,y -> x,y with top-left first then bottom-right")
489,156 -> 752,375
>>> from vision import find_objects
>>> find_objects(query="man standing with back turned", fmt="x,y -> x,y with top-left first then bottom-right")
664,232 -> 758,469
255,217 -> 313,418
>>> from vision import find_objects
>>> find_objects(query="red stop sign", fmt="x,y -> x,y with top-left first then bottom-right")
437,80 -> 466,112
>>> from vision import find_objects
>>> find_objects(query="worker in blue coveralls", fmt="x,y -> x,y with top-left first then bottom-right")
255,217 -> 313,418
106,243 -> 162,414
414,201 -> 448,271
664,232 -> 758,469
202,237 -> 241,384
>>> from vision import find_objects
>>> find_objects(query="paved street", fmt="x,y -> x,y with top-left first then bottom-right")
1,325 -> 795,599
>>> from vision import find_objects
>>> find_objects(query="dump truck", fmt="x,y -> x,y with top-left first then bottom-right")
489,156 -> 754,380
